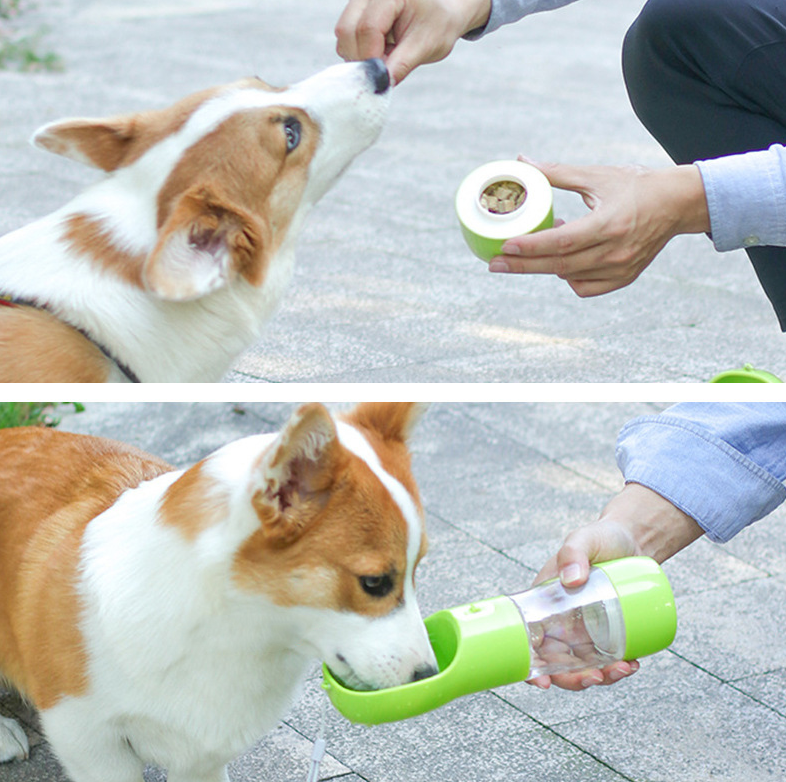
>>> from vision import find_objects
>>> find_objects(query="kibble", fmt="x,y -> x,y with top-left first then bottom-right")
480,180 -> 527,214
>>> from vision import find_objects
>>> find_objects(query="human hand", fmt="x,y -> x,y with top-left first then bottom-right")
335,0 -> 491,85
528,483 -> 703,691
489,159 -> 710,297
528,506 -> 642,691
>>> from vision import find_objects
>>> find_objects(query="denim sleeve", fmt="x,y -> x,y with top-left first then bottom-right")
695,144 -> 786,252
464,0 -> 581,40
616,403 -> 786,542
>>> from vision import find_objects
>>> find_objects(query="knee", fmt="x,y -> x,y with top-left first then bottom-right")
624,0 -> 755,67
620,0 -> 704,149
623,0 -> 762,100
626,0 -> 733,42
621,0 -> 704,105
623,0 -> 698,73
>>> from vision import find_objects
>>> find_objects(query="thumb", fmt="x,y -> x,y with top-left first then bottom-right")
531,540 -> 591,587
384,27 -> 430,84
385,24 -> 457,85
556,543 -> 591,588
385,47 -> 418,86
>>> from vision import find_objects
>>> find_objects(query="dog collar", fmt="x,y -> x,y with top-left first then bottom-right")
0,294 -> 142,383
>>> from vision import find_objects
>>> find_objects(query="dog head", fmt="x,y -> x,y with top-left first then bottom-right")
31,60 -> 390,301
159,401 -> 436,690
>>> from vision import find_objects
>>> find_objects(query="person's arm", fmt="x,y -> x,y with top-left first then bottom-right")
466,0 -> 581,39
489,160 -> 711,297
531,403 -> 786,691
696,144 -> 786,252
616,403 -> 786,542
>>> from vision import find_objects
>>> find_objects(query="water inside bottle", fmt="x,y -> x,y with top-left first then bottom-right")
509,568 -> 626,679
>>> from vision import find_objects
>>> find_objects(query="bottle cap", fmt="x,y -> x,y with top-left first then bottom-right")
594,556 -> 677,660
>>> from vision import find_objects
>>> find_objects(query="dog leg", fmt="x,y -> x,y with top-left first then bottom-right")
40,715 -> 144,782
50,742 -> 145,782
168,766 -> 230,782
0,716 -> 29,762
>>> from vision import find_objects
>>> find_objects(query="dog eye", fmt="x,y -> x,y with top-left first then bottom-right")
359,574 -> 394,598
283,117 -> 301,152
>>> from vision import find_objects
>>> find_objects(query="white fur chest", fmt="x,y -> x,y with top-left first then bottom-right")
53,477 -> 313,771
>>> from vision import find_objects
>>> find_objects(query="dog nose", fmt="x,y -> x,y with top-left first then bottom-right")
411,663 -> 438,682
363,58 -> 390,94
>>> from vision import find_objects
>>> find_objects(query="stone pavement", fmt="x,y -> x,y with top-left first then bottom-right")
0,0 -> 784,382
2,401 -> 786,782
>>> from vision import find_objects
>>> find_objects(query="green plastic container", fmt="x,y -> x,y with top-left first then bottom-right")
455,160 -> 555,262
323,556 -> 676,724
710,364 -> 782,383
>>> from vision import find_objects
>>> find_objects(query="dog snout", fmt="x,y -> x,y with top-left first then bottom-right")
363,58 -> 390,94
411,662 -> 438,682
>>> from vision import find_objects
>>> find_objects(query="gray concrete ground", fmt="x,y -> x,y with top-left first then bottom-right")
0,0 -> 784,382
2,402 -> 786,782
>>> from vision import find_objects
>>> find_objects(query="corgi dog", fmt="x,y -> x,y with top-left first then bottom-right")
0,402 -> 437,781
0,59 -> 390,382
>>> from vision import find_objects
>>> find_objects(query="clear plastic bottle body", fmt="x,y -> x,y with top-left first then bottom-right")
508,568 -> 626,680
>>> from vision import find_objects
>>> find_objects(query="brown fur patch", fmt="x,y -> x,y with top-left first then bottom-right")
341,404 -> 423,498
341,402 -> 426,534
0,428 -> 172,709
158,459 -> 230,540
62,214 -> 146,289
154,106 -> 319,288
0,304 -> 112,382
36,79 -> 273,172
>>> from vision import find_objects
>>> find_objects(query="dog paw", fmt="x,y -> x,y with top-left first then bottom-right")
0,716 -> 29,762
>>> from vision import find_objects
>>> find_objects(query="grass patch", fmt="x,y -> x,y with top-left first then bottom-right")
0,0 -> 61,72
0,402 -> 84,429
0,0 -> 22,18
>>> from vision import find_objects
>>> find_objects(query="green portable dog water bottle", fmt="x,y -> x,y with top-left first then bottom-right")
323,556 -> 676,724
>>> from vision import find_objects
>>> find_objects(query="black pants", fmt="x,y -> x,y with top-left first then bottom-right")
622,0 -> 786,329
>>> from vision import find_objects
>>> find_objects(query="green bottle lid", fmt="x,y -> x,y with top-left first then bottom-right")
594,556 -> 677,660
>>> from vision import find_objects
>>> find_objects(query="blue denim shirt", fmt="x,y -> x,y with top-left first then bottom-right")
616,404 -> 786,542
467,0 -> 786,253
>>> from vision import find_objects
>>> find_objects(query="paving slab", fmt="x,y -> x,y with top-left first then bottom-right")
289,676 -> 631,782
671,575 -> 786,682
1,0 -> 784,382
554,670 -> 786,782
734,668 -> 786,716
1,402 -> 783,782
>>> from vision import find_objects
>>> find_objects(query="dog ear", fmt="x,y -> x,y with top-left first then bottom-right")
143,185 -> 270,301
251,403 -> 345,546
343,402 -> 429,443
31,115 -> 138,172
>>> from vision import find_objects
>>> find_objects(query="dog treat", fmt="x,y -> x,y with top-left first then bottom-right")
480,180 -> 527,214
